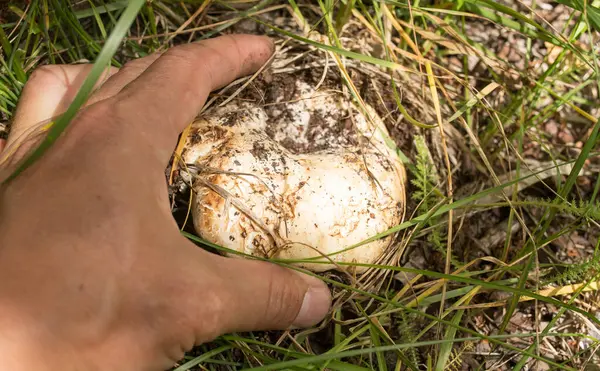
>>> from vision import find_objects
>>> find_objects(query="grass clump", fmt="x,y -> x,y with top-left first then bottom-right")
2,0 -> 600,370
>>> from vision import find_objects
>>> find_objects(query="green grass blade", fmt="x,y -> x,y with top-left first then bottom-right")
556,0 -> 600,31
172,345 -> 233,371
184,228 -> 600,328
239,335 -> 578,371
434,309 -> 464,371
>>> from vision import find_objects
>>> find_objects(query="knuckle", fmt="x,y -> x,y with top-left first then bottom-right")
201,293 -> 227,341
66,99 -> 120,141
160,45 -> 210,88
27,65 -> 62,85
162,43 -> 205,64
190,279 -> 227,343
79,100 -> 117,129
121,57 -> 155,75
225,35 -> 243,63
266,266 -> 304,326
162,42 -> 230,86
23,65 -> 70,95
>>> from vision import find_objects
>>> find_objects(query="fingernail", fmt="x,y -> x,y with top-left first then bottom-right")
291,272 -> 332,329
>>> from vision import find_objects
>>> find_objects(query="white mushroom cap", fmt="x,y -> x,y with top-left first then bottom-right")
182,84 -> 406,272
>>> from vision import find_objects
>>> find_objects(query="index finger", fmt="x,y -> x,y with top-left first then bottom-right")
113,34 -> 274,158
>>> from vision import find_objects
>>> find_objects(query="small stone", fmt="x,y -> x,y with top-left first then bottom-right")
576,176 -> 591,188
544,121 -> 559,136
558,130 -> 574,144
476,339 -> 491,354
394,250 -> 426,285
531,361 -> 551,371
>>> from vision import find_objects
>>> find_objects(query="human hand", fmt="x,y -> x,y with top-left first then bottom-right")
0,35 -> 331,371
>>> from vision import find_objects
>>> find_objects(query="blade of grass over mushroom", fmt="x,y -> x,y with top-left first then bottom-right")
2,0 -> 145,184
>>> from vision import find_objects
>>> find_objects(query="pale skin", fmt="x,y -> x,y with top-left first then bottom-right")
0,35 -> 331,370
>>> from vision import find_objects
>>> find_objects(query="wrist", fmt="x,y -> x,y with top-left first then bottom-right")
0,312 -> 44,370
0,305 -> 72,371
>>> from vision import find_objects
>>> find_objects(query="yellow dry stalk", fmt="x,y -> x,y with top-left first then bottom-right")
522,281 -> 600,302
445,341 -> 474,371
129,5 -> 288,41
424,61 -> 454,320
371,317 -> 396,345
380,5 -> 420,56
168,123 -> 192,185
405,280 -> 446,308
163,0 -> 213,46
351,7 -> 450,79
454,281 -> 600,310
437,80 -> 536,253
392,273 -> 424,301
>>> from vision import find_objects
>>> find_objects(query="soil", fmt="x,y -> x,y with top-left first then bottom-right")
209,57 -> 418,165
231,68 -> 360,154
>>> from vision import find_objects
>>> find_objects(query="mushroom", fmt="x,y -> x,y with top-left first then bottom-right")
181,81 -> 406,272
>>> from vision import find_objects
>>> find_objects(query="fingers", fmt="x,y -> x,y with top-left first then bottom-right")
167,242 -> 330,343
7,64 -> 118,149
10,52 -> 161,144
112,34 -> 274,158
87,53 -> 162,105
210,256 -> 331,333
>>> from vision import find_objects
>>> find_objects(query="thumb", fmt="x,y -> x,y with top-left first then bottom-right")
1,65 -> 117,172
8,65 -> 118,149
213,256 -> 332,332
